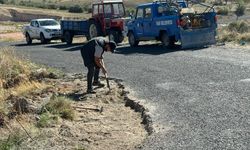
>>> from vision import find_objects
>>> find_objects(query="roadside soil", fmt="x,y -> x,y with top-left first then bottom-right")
0,73 -> 147,150
0,32 -> 23,42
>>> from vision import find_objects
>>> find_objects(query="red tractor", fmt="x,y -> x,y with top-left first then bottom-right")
61,0 -> 127,44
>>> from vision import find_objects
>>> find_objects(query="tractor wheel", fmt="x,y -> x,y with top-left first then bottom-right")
40,33 -> 47,44
128,32 -> 139,47
117,32 -> 124,44
87,21 -> 101,40
61,38 -> 66,43
161,32 -> 170,47
64,31 -> 73,45
25,33 -> 32,45
108,30 -> 117,42
108,30 -> 124,44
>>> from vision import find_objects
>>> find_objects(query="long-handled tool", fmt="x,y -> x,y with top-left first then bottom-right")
105,73 -> 111,91
74,106 -> 103,113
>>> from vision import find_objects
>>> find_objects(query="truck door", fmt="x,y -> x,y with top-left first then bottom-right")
29,21 -> 36,38
134,7 -> 144,37
143,6 -> 153,37
30,21 -> 40,39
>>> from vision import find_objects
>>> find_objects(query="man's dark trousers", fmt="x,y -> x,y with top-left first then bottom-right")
87,64 -> 100,90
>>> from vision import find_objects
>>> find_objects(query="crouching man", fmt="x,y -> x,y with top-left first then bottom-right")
80,37 -> 116,94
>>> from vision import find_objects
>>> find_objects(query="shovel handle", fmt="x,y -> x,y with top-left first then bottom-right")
104,73 -> 108,78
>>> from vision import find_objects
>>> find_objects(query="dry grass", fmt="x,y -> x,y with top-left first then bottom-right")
43,96 -> 75,121
0,47 -> 30,82
0,128 -> 24,149
0,47 -> 48,101
218,21 -> 250,44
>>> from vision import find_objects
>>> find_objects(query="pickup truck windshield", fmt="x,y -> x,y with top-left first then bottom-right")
39,20 -> 59,26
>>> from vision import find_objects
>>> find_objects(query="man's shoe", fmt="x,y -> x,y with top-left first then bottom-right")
93,81 -> 105,87
87,89 -> 96,94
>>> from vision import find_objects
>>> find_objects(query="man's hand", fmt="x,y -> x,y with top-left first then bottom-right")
102,68 -> 107,75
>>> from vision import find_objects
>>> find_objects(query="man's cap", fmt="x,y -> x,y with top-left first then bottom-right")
108,41 -> 117,53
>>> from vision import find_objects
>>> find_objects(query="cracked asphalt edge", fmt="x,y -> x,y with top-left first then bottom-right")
111,77 -> 154,135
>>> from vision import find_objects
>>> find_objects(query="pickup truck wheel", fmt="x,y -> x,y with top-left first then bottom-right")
40,33 -> 47,44
128,32 -> 139,47
25,33 -> 32,45
169,37 -> 176,47
64,31 -> 73,45
161,32 -> 170,47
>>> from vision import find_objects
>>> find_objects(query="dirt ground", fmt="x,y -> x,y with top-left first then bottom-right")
0,32 -> 24,42
0,73 -> 148,150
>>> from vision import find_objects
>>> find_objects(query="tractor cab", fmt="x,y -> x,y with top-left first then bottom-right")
92,0 -> 125,18
90,0 -> 126,43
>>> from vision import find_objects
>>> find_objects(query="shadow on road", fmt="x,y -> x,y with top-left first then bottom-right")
46,43 -> 85,51
14,43 -> 44,47
115,44 -> 182,55
14,41 -> 62,47
13,42 -> 85,52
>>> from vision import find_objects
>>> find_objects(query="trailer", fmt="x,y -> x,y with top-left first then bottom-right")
61,0 -> 127,44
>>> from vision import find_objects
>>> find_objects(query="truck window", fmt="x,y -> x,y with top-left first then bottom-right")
93,5 -> 98,15
144,7 -> 152,19
158,6 -> 164,16
113,3 -> 125,17
136,8 -> 144,19
104,4 -> 112,14
30,21 -> 35,27
34,21 -> 39,27
99,4 -> 103,14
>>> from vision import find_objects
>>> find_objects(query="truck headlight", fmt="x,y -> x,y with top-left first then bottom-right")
45,29 -> 52,32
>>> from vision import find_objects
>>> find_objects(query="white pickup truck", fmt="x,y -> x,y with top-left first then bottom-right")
23,19 -> 63,44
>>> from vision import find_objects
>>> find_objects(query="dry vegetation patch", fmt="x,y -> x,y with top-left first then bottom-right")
0,47 -> 148,150
218,21 -> 250,44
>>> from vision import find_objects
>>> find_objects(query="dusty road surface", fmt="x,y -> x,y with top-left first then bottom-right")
1,41 -> 250,149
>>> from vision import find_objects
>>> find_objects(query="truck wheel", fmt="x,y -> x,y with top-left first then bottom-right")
128,32 -> 139,47
64,31 -> 73,45
25,33 -> 32,45
169,36 -> 176,47
40,33 -> 47,44
88,21 -> 101,40
161,32 -> 170,47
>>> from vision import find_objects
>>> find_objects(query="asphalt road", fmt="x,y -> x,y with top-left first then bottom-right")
1,41 -> 250,149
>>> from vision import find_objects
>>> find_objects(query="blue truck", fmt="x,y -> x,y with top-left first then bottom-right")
61,0 -> 127,45
127,0 -> 218,49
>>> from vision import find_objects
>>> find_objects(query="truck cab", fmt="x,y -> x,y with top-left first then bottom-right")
127,0 -> 217,49
127,2 -> 180,47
